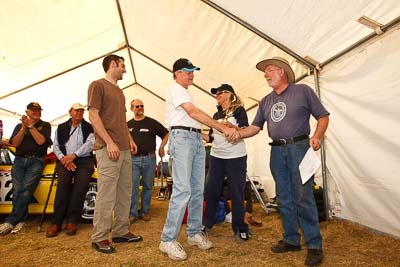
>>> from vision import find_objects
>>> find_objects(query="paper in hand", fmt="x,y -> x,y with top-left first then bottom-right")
299,147 -> 321,184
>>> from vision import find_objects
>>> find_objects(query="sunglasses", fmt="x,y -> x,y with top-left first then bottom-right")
134,105 -> 144,108
215,90 -> 231,96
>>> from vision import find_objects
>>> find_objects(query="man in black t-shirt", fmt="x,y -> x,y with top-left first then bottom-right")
127,99 -> 169,222
0,102 -> 52,235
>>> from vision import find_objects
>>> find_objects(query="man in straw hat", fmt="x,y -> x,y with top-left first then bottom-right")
230,56 -> 329,266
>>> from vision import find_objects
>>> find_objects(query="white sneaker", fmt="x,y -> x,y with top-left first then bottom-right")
159,240 -> 187,261
0,222 -> 14,235
11,222 -> 26,234
188,232 -> 213,250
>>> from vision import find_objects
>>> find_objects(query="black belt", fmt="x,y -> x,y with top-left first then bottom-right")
171,126 -> 201,133
134,151 -> 156,157
18,154 -> 44,159
269,134 -> 309,146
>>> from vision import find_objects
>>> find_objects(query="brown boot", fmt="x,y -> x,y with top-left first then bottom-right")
46,224 -> 61,238
141,213 -> 151,221
65,223 -> 78,236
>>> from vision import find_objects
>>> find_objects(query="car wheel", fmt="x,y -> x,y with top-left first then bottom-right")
81,181 -> 97,223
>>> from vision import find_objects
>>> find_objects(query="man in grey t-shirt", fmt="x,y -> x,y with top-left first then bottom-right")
231,57 -> 329,267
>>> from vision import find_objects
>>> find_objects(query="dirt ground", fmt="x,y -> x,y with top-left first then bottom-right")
1,191 -> 399,267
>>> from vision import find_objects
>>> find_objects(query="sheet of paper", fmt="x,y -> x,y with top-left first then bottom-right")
299,147 -> 321,184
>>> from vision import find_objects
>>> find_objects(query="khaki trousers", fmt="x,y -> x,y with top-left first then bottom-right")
91,148 -> 132,242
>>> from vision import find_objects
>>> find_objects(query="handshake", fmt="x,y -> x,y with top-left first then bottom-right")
220,121 -> 242,144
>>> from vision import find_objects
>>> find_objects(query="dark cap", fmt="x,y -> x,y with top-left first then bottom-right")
27,102 -> 42,110
211,84 -> 235,95
173,58 -> 200,72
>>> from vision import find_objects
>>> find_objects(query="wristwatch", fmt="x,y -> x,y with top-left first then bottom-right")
27,125 -> 34,129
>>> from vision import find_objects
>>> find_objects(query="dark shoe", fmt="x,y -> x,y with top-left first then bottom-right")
201,225 -> 211,236
92,240 -> 116,254
271,240 -> 301,253
46,224 -> 61,238
235,229 -> 253,242
141,213 -> 151,221
65,223 -> 78,236
129,216 -> 137,224
112,232 -> 143,243
305,249 -> 323,266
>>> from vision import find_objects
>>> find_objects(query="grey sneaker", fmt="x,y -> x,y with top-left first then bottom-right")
188,232 -> 213,250
0,222 -> 14,235
11,222 -> 26,234
159,240 -> 187,261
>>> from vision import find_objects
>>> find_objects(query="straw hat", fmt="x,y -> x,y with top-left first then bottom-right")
256,56 -> 295,83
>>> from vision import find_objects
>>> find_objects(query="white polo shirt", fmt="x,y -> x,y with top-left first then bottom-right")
166,82 -> 201,129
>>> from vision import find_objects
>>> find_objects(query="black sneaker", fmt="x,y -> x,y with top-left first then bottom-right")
271,240 -> 301,253
92,240 -> 116,254
112,232 -> 143,243
305,249 -> 323,266
235,229 -> 253,242
201,225 -> 211,236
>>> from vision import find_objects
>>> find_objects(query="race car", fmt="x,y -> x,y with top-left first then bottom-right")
0,145 -> 98,222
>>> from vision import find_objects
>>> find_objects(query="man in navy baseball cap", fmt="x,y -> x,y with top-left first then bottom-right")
26,102 -> 42,111
172,58 -> 200,73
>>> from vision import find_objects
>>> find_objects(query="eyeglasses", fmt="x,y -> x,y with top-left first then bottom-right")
133,105 -> 144,108
215,90 -> 231,96
265,68 -> 281,73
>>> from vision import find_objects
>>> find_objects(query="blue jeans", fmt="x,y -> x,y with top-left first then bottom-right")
270,139 -> 322,249
161,129 -> 205,241
130,154 -> 156,218
7,156 -> 45,226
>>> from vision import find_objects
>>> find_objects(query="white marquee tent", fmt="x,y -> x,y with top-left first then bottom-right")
1,0 -> 399,238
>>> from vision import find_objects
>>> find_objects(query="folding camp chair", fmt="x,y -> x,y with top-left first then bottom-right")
156,158 -> 169,200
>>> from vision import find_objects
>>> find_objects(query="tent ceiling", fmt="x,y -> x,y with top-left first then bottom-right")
0,0 -> 399,133
211,0 -> 400,64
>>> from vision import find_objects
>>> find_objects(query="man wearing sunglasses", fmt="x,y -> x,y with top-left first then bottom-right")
127,99 -> 169,223
159,58 -> 236,261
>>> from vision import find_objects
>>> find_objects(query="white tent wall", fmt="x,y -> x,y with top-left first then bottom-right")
319,26 -> 400,237
245,107 -> 276,198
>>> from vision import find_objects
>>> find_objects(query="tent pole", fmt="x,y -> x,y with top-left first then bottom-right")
0,47 -> 126,100
115,0 -> 137,83
313,69 -> 330,220
128,45 -> 213,97
321,16 -> 400,68
201,0 -> 315,70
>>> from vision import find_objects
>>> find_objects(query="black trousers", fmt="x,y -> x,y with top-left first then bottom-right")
52,157 -> 94,225
204,155 -> 248,233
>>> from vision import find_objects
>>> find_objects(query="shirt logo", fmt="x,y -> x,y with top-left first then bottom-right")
271,102 -> 286,122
